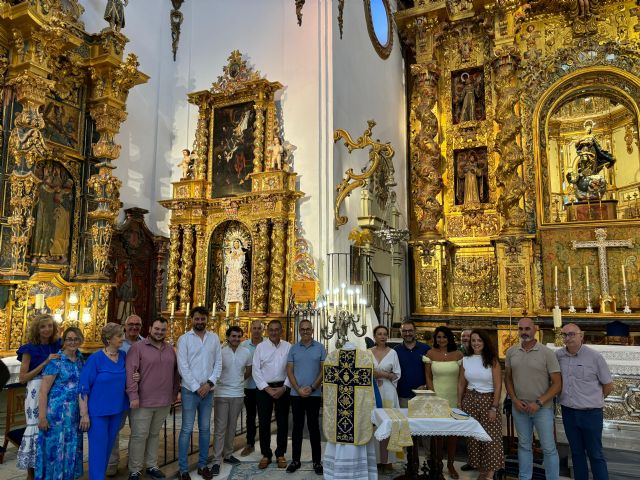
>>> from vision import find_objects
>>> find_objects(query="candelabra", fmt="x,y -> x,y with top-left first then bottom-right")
567,286 -> 576,313
320,308 -> 367,349
622,284 -> 632,314
585,284 -> 594,313
554,327 -> 564,347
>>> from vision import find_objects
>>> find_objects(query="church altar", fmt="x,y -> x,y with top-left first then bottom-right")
547,343 -> 640,452
371,408 -> 490,442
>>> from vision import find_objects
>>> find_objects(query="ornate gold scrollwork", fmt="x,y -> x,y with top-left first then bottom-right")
252,219 -> 270,313
333,120 -> 395,228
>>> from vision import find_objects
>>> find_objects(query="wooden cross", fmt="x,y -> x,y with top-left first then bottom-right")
323,349 -> 372,444
572,228 -> 633,299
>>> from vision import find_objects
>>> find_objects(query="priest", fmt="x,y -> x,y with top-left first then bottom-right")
323,341 -> 378,480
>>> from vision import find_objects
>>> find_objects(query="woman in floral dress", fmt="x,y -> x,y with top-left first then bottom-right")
36,327 -> 87,480
16,314 -> 61,479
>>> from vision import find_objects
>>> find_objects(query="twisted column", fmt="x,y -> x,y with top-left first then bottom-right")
179,224 -> 194,311
194,224 -> 206,305
252,219 -> 270,313
268,219 -> 287,314
410,63 -> 443,239
252,102 -> 265,173
193,104 -> 210,180
167,225 -> 181,309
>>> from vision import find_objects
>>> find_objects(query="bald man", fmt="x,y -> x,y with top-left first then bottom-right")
240,320 -> 264,456
556,323 -> 612,480
505,318 -> 562,480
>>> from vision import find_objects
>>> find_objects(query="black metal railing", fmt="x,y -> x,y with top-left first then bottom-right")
367,257 -> 394,332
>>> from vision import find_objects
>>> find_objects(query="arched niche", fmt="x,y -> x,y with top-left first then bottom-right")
533,67 -> 640,225
206,220 -> 252,311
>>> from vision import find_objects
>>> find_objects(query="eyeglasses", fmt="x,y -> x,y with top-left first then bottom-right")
560,332 -> 580,339
401,330 -> 414,334
126,324 -> 142,328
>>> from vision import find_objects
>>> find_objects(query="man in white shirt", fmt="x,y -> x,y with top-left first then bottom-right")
240,320 -> 263,457
209,326 -> 252,476
176,307 -> 222,480
252,319 -> 291,470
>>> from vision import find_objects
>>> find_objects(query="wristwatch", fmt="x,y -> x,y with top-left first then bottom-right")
535,399 -> 544,408
206,380 -> 214,388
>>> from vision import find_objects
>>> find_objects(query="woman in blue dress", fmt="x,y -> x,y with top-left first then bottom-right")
79,322 -> 129,480
36,326 -> 86,480
16,314 -> 62,479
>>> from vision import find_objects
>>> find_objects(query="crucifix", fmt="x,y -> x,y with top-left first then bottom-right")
572,228 -> 633,308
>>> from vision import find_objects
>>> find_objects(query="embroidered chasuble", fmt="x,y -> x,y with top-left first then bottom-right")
323,348 -> 375,445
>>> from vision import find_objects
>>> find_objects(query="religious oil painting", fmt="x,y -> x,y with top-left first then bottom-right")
454,147 -> 489,205
42,99 -> 82,150
31,161 -> 75,264
451,67 -> 485,124
212,101 -> 256,198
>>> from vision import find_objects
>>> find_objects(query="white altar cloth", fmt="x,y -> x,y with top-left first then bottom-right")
2,355 -> 21,386
371,408 -> 491,442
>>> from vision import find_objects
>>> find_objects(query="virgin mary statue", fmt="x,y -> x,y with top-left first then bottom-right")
224,239 -> 245,306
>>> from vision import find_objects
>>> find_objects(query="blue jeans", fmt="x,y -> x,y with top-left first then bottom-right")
512,405 -> 559,480
561,406 -> 608,480
178,387 -> 213,473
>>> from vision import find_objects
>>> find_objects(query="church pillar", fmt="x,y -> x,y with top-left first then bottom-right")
252,219 -> 270,313
493,53 -> 526,233
167,224 -> 181,310
268,219 -> 287,314
253,101 -> 266,173
193,224 -> 207,306
191,100 -> 210,180
5,73 -> 53,274
179,224 -> 194,311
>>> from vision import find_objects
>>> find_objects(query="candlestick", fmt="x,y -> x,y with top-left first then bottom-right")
585,284 -> 594,314
340,283 -> 346,305
567,266 -> 572,289
225,302 -> 230,317
212,302 -> 216,317
170,301 -> 175,317
567,285 -> 576,313
185,303 -> 190,318
347,289 -> 354,313
585,265 -> 590,288
235,302 -> 240,318
622,264 -> 627,288
622,282 -> 632,314
554,265 -> 558,290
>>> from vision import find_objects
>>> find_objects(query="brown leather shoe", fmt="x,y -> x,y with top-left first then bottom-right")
258,457 -> 271,469
240,445 -> 254,457
276,456 -> 287,468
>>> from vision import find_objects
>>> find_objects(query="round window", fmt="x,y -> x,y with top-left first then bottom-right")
364,0 -> 394,59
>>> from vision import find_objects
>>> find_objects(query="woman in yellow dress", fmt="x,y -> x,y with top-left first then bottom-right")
425,326 -> 464,479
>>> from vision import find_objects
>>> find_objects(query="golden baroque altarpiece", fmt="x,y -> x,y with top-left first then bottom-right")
160,51 -> 303,338
0,1 -> 146,353
397,1 -> 640,329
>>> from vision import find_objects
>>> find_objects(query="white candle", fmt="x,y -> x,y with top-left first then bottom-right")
554,266 -> 558,290
235,303 -> 240,318
185,303 -> 190,318
585,266 -> 590,288
35,294 -> 45,310
347,289 -> 354,312
622,265 -> 627,288
212,302 -> 216,317
567,266 -> 572,289
225,302 -> 230,317
170,301 -> 175,317
340,283 -> 346,305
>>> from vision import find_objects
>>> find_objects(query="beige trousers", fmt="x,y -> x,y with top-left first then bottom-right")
212,397 -> 244,465
127,405 -> 171,473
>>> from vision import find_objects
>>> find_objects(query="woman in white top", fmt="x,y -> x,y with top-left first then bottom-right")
457,329 -> 504,480
370,325 -> 401,472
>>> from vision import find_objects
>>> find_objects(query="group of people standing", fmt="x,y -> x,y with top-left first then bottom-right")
14,311 -> 613,480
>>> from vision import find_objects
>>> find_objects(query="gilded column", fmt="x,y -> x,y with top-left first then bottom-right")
252,219 -> 270,313
410,63 -> 443,239
268,219 -> 287,314
167,225 -> 181,310
154,237 -> 169,315
493,53 -> 526,233
179,224 -> 194,310
193,102 -> 210,180
6,73 -> 53,273
252,100 -> 265,173
193,224 -> 207,305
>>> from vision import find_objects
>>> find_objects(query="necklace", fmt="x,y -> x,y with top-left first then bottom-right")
104,348 -> 118,357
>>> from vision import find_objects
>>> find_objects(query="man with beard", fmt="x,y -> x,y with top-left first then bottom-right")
394,320 -> 430,407
177,307 -> 222,480
240,320 -> 264,457
125,317 -> 179,480
505,317 -> 562,480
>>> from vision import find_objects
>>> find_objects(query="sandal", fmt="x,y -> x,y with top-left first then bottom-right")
448,462 -> 460,479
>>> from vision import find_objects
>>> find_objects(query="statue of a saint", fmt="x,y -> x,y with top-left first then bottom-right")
178,149 -> 193,179
566,120 -> 615,200
224,239 -> 245,307
267,136 -> 284,171
104,0 -> 128,32
456,150 -> 486,204
459,72 -> 479,122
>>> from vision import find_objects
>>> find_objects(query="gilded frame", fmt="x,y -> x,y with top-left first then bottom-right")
363,0 -> 394,60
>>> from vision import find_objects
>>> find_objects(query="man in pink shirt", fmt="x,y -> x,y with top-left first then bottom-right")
125,317 -> 180,480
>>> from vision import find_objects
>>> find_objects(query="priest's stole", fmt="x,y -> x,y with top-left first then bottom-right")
323,348 -> 374,445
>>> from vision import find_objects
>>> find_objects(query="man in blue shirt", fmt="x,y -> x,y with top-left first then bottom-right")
286,319 -> 327,475
394,320 -> 430,407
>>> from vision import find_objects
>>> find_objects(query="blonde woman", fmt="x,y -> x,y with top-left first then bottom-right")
16,314 -> 61,479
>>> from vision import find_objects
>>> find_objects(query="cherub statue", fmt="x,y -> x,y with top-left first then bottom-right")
267,136 -> 284,171
178,148 -> 193,179
104,0 -> 128,32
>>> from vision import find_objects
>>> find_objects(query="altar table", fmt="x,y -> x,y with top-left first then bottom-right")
371,408 -> 490,480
